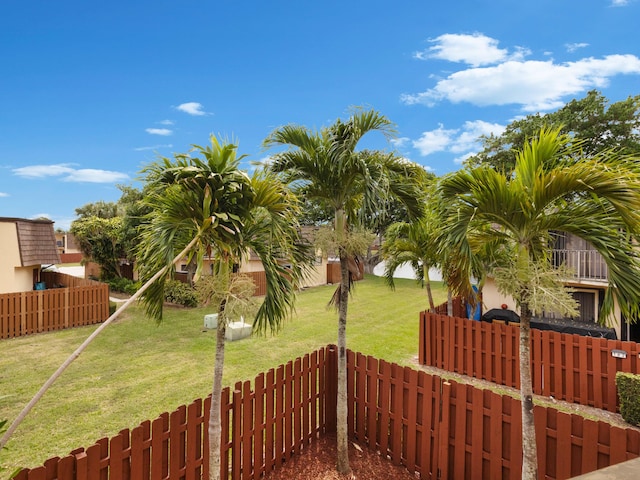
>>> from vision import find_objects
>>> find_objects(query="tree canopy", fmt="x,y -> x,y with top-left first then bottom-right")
70,185 -> 147,279
467,90 -> 640,172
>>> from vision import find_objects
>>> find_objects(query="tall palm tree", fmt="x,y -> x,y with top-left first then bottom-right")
439,127 -> 640,480
137,136 -> 312,480
264,108 -> 427,473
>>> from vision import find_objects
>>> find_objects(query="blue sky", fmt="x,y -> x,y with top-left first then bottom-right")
1,0 -> 639,230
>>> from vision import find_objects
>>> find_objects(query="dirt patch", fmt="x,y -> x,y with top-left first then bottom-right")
263,434 -> 418,480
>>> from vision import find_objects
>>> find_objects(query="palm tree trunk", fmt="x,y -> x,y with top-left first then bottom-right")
0,236 -> 201,452
336,248 -> 351,474
422,263 -> 435,313
208,320 -> 226,480
519,302 -> 538,480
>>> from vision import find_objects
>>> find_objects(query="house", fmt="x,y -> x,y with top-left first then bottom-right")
0,217 -> 60,294
481,232 -> 640,341
176,226 -> 331,293
178,248 -> 329,294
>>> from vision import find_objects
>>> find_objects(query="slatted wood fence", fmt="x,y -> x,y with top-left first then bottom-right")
14,345 -> 640,480
14,348 -> 333,480
0,273 -> 109,339
347,349 -> 640,479
420,312 -> 640,412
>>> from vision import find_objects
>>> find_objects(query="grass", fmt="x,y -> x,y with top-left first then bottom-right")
0,274 -> 445,472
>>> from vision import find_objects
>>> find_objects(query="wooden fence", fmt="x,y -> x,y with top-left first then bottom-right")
420,312 -> 640,412
347,349 -> 640,479
242,272 -> 267,297
326,261 -> 364,284
0,273 -> 109,339
433,295 -> 467,318
15,348 -> 333,480
15,346 -> 640,480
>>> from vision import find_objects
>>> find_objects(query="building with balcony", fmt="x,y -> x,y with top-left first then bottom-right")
481,232 -> 640,342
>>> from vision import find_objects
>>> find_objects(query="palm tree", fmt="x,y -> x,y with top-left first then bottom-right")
264,108 -> 427,473
381,213 -> 440,312
137,136 -> 312,480
439,127 -> 640,480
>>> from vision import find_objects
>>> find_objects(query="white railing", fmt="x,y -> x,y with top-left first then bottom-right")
551,249 -> 608,282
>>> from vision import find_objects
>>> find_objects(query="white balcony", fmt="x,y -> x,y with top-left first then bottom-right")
552,249 -> 608,282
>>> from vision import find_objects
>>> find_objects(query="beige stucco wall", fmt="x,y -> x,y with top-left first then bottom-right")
301,256 -> 327,287
183,252 -> 328,289
0,222 -> 36,294
480,278 -> 518,314
238,254 -> 328,288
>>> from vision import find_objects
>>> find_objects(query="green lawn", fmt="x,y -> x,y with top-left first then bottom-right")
0,274 -> 445,471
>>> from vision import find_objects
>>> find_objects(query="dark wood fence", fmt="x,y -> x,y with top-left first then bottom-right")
420,312 -> 640,412
15,346 -> 640,480
0,273 -> 109,339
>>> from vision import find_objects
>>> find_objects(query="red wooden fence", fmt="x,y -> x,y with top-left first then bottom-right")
14,346 -> 640,480
0,273 -> 109,339
15,348 -> 333,480
420,312 -> 640,412
347,349 -> 640,479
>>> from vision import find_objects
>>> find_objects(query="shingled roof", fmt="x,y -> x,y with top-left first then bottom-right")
4,218 -> 62,266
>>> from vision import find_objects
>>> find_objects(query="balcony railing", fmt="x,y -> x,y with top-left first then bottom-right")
551,249 -> 608,282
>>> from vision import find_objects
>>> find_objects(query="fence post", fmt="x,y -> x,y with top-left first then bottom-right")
437,380 -> 451,480
419,311 -> 426,365
325,345 -> 338,433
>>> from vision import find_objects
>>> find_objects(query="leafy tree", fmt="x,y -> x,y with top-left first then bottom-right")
264,108 -> 427,474
468,90 -> 640,172
136,136 -> 312,480
70,215 -> 126,279
74,200 -> 121,219
439,127 -> 640,479
70,186 -> 147,279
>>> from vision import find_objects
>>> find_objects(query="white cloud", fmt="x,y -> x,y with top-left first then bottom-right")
146,128 -> 173,136
158,119 -> 174,125
176,102 -> 208,116
134,144 -> 173,151
611,0 -> 629,6
252,156 -> 274,169
64,169 -> 129,183
412,125 -> 457,156
450,120 -> 506,153
403,52 -> 640,112
13,164 -> 129,183
566,42 -> 589,53
414,33 -> 527,67
453,152 -> 477,165
390,137 -> 410,148
0,192 -> 8,197
412,120 -> 505,157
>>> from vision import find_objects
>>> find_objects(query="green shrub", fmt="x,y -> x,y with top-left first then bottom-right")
164,280 -> 198,308
616,371 -> 640,426
105,277 -> 140,295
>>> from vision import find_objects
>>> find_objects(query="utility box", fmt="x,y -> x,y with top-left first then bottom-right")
204,313 -> 218,329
